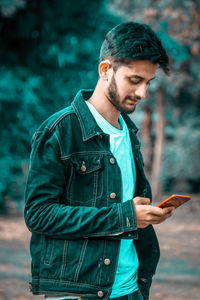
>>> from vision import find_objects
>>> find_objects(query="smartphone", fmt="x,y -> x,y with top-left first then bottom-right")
156,194 -> 191,209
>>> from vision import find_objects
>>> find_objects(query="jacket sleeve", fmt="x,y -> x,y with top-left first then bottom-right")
24,128 -> 138,239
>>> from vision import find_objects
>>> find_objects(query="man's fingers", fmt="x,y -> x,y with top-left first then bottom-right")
149,207 -> 174,224
133,197 -> 151,205
151,206 -> 174,216
135,204 -> 174,228
162,207 -> 175,214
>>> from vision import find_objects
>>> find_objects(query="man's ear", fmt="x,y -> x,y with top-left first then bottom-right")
98,60 -> 112,80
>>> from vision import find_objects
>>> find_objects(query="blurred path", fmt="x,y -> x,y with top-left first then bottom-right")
0,216 -> 43,300
151,195 -> 200,299
0,195 -> 200,300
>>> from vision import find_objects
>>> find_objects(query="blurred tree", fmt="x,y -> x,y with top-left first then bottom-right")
108,0 -> 200,198
1,0 -> 199,212
0,0 -> 119,212
0,0 -> 26,17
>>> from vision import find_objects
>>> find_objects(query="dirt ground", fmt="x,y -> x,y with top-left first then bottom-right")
0,195 -> 199,300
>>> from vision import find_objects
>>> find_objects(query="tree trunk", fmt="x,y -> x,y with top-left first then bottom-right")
151,86 -> 165,200
141,106 -> 152,180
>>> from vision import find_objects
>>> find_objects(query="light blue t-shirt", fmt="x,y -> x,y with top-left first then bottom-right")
86,101 -> 139,298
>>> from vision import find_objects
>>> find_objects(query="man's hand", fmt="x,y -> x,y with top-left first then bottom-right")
133,197 -> 174,228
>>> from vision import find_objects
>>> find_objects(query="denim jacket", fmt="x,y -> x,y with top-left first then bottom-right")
24,89 -> 160,300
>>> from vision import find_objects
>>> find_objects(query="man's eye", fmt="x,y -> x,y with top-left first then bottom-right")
129,79 -> 140,84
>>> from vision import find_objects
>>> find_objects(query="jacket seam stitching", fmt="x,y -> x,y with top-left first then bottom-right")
47,238 -> 55,265
106,158 -> 109,206
99,168 -> 103,200
98,239 -> 106,286
53,131 -> 63,158
32,278 -> 103,289
72,102 -> 87,139
117,204 -> 123,231
45,109 -> 74,132
32,130 -> 43,142
27,225 -> 134,237
74,239 -> 88,282
60,240 -> 69,279
93,171 -> 98,207
60,151 -> 109,160
67,167 -> 73,204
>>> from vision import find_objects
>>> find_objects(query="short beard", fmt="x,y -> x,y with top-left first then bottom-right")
107,74 -> 136,114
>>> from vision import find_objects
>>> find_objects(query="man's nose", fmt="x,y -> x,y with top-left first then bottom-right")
135,84 -> 147,99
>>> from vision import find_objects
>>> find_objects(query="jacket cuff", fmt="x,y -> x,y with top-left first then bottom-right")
118,199 -> 138,234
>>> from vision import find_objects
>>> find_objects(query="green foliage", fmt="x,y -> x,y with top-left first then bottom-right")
0,0 -> 26,17
162,112 -> 200,192
0,0 -> 120,210
1,0 -> 199,211
157,31 -> 189,64
108,0 -> 200,193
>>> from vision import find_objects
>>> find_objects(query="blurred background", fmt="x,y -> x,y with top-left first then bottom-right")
0,0 -> 199,299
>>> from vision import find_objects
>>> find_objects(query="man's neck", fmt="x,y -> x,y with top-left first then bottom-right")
88,81 -> 121,129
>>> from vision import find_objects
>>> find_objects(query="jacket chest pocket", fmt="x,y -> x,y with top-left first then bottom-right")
68,154 -> 103,206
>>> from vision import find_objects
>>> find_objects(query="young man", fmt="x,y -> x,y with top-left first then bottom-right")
24,22 -> 174,300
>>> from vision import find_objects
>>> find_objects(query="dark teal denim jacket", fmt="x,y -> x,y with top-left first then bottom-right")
24,90 -> 160,300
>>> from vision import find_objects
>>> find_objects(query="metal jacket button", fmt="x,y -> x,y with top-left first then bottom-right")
99,134 -> 103,139
104,258 -> 110,265
81,161 -> 86,172
109,157 -> 115,164
97,291 -> 104,298
110,192 -> 116,199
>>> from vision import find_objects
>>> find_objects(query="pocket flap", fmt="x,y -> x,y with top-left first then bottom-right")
71,154 -> 103,174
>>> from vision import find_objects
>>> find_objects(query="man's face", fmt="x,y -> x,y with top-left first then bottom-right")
106,60 -> 157,114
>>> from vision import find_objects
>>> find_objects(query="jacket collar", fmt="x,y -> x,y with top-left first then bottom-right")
121,112 -> 139,134
71,89 -> 139,142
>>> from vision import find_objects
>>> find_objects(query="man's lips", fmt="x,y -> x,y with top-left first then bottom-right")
126,98 -> 139,104
125,96 -> 141,102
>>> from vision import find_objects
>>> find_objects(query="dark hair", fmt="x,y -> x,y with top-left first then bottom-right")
100,22 -> 170,74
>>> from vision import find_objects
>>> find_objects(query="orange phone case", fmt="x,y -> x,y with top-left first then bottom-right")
156,194 -> 191,209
